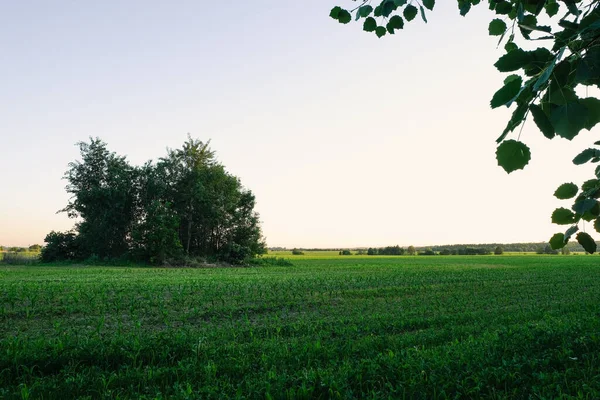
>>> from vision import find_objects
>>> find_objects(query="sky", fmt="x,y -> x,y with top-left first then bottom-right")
0,1 -> 598,248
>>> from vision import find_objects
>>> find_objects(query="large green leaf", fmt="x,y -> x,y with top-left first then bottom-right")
551,207 -> 576,225
490,77 -> 522,108
489,19 -> 507,36
549,232 -> 566,249
403,5 -> 418,21
576,232 -> 597,253
529,104 -> 555,139
494,49 -> 531,72
496,140 -> 531,173
550,101 -> 589,140
375,26 -> 387,38
554,183 -> 578,199
595,218 -> 600,234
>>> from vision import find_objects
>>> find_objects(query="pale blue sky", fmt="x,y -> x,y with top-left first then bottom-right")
1,1 -> 597,248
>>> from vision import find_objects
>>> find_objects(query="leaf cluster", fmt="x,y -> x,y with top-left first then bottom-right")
331,0 -> 600,250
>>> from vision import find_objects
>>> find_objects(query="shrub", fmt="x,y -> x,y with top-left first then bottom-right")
494,246 -> 504,255
291,249 -> 304,255
1,252 -> 39,265
41,231 -> 79,262
248,257 -> 294,267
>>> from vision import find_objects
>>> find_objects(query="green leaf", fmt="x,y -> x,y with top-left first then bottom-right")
375,26 -> 387,38
573,149 -> 599,165
338,9 -> 352,24
329,6 -> 342,20
394,0 -> 408,6
423,0 -> 435,11
552,208 -> 577,225
489,19 -> 507,36
550,102 -> 589,140
582,202 -> 600,221
420,6 -> 428,23
577,232 -> 597,253
573,199 -> 598,215
381,0 -> 397,17
490,77 -> 522,109
496,103 -> 528,143
496,140 -> 531,173
403,5 -> 418,21
545,1 -> 559,17
554,183 -> 578,199
363,17 -> 377,32
358,5 -> 373,18
505,42 -> 518,52
494,49 -> 531,72
495,1 -> 513,14
549,233 -> 566,249
386,15 -> 404,34
580,98 -> 600,131
595,218 -> 600,234
459,1 -> 471,16
529,104 -> 555,139
565,225 -> 579,241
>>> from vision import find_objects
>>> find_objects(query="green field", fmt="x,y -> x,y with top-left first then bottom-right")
2,255 -> 600,399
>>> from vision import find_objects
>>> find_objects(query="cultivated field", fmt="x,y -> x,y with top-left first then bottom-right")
2,255 -> 600,399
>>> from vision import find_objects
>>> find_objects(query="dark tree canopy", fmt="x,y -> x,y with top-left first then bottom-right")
330,0 -> 600,253
42,137 -> 266,265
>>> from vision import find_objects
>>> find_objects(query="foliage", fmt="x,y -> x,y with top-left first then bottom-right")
330,0 -> 600,250
291,248 -> 305,255
407,245 -> 417,255
4,256 -> 600,397
367,245 -> 406,255
45,137 -> 266,265
495,245 -> 504,255
247,256 -> 294,267
0,252 -> 39,265
40,231 -> 80,262
339,249 -> 353,255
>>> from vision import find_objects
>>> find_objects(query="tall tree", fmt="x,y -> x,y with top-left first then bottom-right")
330,0 -> 600,252
61,138 -> 137,259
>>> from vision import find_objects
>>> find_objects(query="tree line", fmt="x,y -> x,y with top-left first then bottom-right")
41,137 -> 266,265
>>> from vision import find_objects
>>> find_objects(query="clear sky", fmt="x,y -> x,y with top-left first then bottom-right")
1,1 -> 598,248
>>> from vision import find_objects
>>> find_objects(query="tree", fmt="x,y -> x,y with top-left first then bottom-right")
62,138 -> 138,259
44,137 -> 266,265
330,1 -> 600,253
28,244 -> 42,252
494,246 -> 504,255
41,231 -> 79,262
407,245 -> 416,256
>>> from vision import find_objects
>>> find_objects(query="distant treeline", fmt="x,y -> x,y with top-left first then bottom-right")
275,241 -> 598,255
0,245 -> 41,252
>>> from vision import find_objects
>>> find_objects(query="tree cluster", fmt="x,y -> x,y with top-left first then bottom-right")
41,137 -> 266,265
367,245 -> 406,255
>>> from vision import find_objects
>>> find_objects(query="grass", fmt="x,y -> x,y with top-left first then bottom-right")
2,255 -> 600,398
